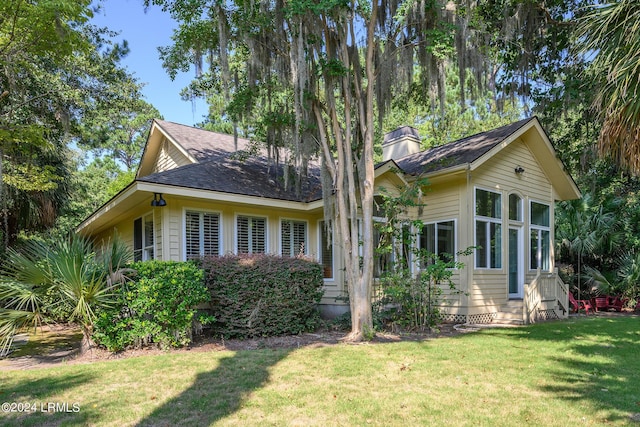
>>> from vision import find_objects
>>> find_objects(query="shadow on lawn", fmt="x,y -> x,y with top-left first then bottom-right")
0,372 -> 96,427
476,315 -> 640,423
135,347 -> 292,426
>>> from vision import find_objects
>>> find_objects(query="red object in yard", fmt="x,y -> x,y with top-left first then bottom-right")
591,295 -> 629,312
593,296 -> 609,312
607,296 -> 628,312
569,293 -> 593,315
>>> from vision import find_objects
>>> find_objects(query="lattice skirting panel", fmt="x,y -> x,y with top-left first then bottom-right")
467,312 -> 498,324
441,312 -> 498,324
534,309 -> 560,321
441,313 -> 467,323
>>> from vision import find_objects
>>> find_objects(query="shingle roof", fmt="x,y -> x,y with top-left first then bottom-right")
147,118 -> 534,202
154,120 -> 254,161
138,150 -> 323,203
394,117 -> 535,175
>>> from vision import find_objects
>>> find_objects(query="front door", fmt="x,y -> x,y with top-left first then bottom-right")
508,227 -> 524,298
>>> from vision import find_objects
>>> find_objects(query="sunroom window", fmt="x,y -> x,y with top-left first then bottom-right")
509,194 -> 523,222
475,188 -> 502,269
530,202 -> 550,270
419,220 -> 455,264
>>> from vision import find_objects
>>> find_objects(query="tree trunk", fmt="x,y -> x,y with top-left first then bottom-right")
80,325 -> 94,355
0,148 -> 7,253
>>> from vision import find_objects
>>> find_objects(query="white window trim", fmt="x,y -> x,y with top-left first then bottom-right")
474,187 -> 503,270
398,221 -> 416,274
234,213 -> 269,254
529,199 -> 551,271
134,212 -> 155,262
508,192 -> 524,223
318,219 -> 334,281
371,217 -> 415,278
418,218 -> 458,266
182,208 -> 223,261
279,217 -> 309,256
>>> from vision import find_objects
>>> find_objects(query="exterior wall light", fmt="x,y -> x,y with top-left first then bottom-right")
514,166 -> 525,174
151,193 -> 167,207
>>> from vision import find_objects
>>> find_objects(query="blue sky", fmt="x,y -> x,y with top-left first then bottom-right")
91,0 -> 208,126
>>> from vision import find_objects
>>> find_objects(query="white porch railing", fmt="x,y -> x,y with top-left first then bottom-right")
523,268 -> 569,324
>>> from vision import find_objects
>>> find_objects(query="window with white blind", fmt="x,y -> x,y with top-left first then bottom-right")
236,215 -> 267,254
185,211 -> 221,260
281,219 -> 307,257
134,213 -> 154,262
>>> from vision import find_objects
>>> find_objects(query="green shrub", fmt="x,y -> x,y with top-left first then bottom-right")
200,254 -> 324,338
376,250 -> 471,332
93,261 -> 209,351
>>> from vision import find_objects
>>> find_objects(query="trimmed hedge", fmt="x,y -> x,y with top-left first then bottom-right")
93,261 -> 209,351
200,254 -> 324,338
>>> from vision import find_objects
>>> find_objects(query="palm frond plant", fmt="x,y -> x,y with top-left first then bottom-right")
578,1 -> 640,175
618,251 -> 640,305
556,194 -> 623,300
583,265 -> 618,296
0,234 -> 132,355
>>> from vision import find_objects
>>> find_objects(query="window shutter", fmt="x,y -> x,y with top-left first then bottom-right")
143,214 -> 154,260
237,216 -> 249,253
251,217 -> 266,253
281,220 -> 307,256
293,221 -> 306,255
202,213 -> 220,256
237,216 -> 267,254
185,212 -> 201,260
186,211 -> 220,260
281,220 -> 292,256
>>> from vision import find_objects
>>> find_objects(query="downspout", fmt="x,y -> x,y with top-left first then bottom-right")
463,163 -> 472,318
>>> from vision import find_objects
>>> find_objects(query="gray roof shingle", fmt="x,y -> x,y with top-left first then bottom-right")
394,117 -> 534,175
154,120 -> 255,161
138,149 -> 323,202
145,118 -> 534,202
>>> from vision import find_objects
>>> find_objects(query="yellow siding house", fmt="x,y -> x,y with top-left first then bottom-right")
78,117 -> 580,324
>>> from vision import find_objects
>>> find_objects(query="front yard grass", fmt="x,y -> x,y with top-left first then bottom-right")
1,316 -> 639,426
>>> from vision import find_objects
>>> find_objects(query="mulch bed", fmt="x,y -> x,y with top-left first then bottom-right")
0,323 -> 459,370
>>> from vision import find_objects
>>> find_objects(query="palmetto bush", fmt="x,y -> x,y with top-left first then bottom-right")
0,234 -> 132,354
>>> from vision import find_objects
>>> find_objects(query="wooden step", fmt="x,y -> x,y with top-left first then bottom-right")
494,300 -> 524,325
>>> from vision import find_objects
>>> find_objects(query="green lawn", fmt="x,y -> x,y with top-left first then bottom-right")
1,316 -> 639,426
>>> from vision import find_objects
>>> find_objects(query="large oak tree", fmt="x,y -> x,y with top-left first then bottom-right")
148,0 -> 509,339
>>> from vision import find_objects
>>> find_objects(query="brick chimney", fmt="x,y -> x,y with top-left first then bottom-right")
382,126 -> 421,161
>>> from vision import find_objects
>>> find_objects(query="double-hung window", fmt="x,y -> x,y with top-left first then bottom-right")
185,211 -> 221,260
530,201 -> 550,270
281,219 -> 307,257
419,220 -> 456,264
319,220 -> 334,279
475,188 -> 502,269
236,215 -> 267,254
134,213 -> 154,262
